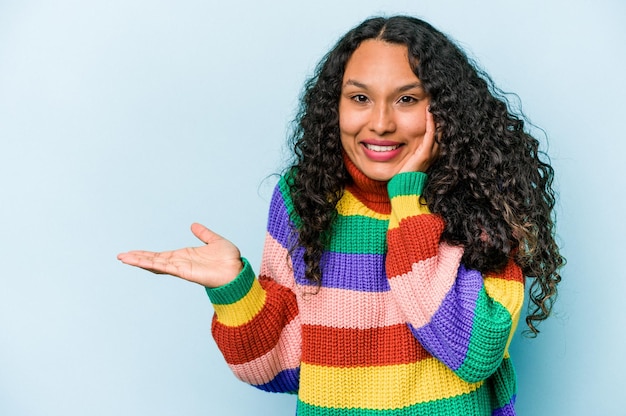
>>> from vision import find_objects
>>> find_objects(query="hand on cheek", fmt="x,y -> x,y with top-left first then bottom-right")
399,108 -> 439,173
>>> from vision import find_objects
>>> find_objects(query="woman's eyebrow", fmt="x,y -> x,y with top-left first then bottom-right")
343,79 -> 368,89
397,82 -> 424,93
342,79 -> 424,93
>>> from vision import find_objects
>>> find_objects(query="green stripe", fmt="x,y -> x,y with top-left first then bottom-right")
296,383 -> 494,415
456,288 -> 512,382
205,257 -> 255,305
387,172 -> 427,198
489,357 -> 517,408
279,173 -> 389,254
328,214 -> 388,254
278,173 -> 302,228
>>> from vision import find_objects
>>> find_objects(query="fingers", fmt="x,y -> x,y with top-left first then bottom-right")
398,107 -> 440,174
425,107 -> 436,142
118,248 -> 194,278
425,107 -> 439,148
117,250 -> 172,273
423,107 -> 440,160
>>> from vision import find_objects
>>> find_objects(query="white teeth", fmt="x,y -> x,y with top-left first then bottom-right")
364,143 -> 400,152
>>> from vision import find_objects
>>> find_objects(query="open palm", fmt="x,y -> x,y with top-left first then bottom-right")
117,223 -> 242,288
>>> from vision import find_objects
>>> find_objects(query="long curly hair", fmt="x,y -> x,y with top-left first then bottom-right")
287,15 -> 564,335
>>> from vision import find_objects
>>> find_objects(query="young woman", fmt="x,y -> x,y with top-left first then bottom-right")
118,15 -> 563,416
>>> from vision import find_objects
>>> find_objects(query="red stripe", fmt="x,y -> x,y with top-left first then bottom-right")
386,214 -> 444,278
212,278 -> 299,365
301,324 -> 431,367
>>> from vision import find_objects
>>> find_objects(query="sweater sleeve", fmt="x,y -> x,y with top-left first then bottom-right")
206,178 -> 302,393
386,172 -> 525,383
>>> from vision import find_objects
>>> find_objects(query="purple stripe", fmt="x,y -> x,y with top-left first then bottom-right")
492,395 -> 516,416
267,183 -> 389,292
292,250 -> 390,292
411,264 -> 483,370
266,188 -> 298,250
254,367 -> 300,393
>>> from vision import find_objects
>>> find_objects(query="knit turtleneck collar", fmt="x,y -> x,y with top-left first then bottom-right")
343,151 -> 391,214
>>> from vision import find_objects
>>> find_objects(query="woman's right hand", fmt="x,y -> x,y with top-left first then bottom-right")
117,223 -> 243,288
398,107 -> 440,173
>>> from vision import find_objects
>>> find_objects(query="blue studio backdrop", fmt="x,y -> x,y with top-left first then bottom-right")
1,1 -> 624,415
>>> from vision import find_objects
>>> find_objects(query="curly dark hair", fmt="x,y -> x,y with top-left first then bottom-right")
287,15 -> 564,335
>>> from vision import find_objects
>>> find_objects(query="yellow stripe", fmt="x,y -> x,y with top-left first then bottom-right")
336,190 -> 390,220
389,195 -> 430,229
213,279 -> 266,327
483,278 -> 524,319
299,358 -> 482,409
483,277 -> 524,352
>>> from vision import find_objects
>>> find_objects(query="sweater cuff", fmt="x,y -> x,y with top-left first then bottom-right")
388,171 -> 428,198
205,257 -> 255,305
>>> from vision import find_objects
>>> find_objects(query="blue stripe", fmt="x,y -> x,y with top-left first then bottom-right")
254,367 -> 300,394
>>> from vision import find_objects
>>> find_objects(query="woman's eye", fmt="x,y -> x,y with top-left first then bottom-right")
399,96 -> 417,104
351,94 -> 369,103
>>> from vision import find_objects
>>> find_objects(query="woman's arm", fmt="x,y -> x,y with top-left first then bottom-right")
117,179 -> 303,393
386,171 -> 525,383
208,179 -> 303,392
207,256 -> 301,393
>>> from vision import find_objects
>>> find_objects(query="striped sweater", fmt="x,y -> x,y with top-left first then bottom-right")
206,158 -> 525,415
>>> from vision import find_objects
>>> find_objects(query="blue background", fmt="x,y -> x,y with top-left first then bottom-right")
1,1 -> 624,414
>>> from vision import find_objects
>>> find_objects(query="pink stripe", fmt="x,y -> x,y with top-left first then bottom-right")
261,233 -> 406,329
259,233 -> 295,290
388,243 -> 463,327
299,287 -> 406,329
228,318 -> 302,385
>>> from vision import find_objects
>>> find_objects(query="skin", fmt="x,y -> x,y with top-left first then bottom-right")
117,40 -> 439,287
340,40 -> 438,181
117,222 -> 243,288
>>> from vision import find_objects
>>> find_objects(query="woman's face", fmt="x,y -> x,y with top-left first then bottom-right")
339,40 -> 430,181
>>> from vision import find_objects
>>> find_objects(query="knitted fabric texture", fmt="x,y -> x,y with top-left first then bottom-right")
206,158 -> 525,415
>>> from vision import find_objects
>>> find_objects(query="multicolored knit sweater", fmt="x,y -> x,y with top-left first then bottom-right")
206,158 -> 525,415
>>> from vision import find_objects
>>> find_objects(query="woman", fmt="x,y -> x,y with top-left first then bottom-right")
118,15 -> 563,415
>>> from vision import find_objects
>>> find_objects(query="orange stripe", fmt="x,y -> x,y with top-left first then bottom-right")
301,324 -> 431,367
212,278 -> 299,365
485,258 -> 525,283
229,319 -> 302,385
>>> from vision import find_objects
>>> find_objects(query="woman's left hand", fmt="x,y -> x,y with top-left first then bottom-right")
399,107 -> 440,173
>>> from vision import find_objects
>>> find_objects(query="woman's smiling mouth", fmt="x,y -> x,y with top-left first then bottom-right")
363,143 -> 402,152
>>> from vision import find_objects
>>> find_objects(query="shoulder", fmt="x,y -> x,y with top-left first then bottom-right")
269,172 -> 301,227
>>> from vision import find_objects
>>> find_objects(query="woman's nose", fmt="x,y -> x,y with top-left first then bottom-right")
369,103 -> 396,135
